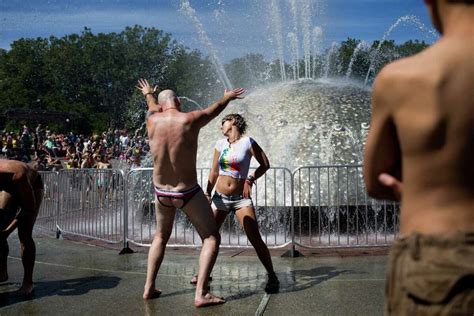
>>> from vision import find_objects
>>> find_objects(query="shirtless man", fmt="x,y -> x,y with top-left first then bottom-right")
0,160 -> 43,296
136,78 -> 245,307
364,1 -> 474,314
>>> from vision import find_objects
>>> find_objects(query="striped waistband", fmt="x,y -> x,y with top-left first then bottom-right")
154,183 -> 201,198
214,192 -> 244,201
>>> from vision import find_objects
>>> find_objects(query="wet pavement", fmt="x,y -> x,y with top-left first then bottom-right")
0,235 -> 387,315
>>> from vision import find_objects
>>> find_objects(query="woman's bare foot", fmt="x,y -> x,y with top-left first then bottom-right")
143,288 -> 162,300
194,293 -> 225,308
190,275 -> 212,285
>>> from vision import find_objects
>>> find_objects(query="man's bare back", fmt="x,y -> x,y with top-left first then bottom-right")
147,110 -> 200,190
364,3 -> 474,235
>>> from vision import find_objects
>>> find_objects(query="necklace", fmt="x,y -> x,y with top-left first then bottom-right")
163,107 -> 178,112
228,136 -> 241,144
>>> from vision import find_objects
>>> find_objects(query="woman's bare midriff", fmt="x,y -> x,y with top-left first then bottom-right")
215,175 -> 245,195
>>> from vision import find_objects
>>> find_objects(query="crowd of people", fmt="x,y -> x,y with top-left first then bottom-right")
0,124 -> 149,170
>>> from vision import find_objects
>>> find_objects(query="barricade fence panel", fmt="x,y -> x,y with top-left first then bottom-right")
126,168 -> 155,246
37,165 -> 399,249
292,165 -> 399,248
37,171 -> 59,236
126,167 -> 293,248
54,169 -> 125,243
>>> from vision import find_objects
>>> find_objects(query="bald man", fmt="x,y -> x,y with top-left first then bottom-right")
0,160 -> 43,296
136,79 -> 245,307
364,0 -> 474,314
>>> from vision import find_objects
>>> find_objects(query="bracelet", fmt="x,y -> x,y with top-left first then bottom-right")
245,179 -> 253,186
247,175 -> 256,182
144,92 -> 154,97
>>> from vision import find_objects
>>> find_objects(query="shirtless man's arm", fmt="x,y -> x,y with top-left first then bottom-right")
363,67 -> 402,201
192,88 -> 246,128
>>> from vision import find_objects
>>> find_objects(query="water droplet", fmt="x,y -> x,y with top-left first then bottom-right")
304,123 -> 315,130
276,120 -> 288,127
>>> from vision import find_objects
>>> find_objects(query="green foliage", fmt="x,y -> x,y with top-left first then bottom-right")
0,28 -> 429,134
0,26 -> 220,133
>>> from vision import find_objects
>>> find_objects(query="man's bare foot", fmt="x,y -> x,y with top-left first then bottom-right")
18,284 -> 34,296
194,293 -> 225,308
190,275 -> 212,285
143,288 -> 162,300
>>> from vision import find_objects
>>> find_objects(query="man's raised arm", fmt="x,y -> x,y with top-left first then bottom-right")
193,88 -> 246,128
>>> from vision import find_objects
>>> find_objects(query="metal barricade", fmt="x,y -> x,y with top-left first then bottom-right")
36,164 -> 399,251
55,169 -> 126,243
126,167 -> 293,248
37,171 -> 60,236
292,165 -> 399,248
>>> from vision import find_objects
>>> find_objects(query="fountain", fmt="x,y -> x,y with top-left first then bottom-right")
196,80 -> 371,170
364,15 -> 438,84
173,1 -> 438,171
122,1 -> 438,247
323,42 -> 339,78
269,0 -> 287,81
346,41 -> 368,79
179,0 -> 232,89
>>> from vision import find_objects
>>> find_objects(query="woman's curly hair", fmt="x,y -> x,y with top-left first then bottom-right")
221,113 -> 247,134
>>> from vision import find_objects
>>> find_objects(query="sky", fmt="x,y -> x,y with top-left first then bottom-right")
0,0 -> 437,61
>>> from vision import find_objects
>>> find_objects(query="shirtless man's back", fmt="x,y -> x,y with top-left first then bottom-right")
147,108 -> 201,190
137,78 -> 245,307
364,1 -> 474,314
365,34 -> 474,234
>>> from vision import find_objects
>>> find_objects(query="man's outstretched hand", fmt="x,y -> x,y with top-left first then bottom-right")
224,88 -> 246,101
136,78 -> 159,96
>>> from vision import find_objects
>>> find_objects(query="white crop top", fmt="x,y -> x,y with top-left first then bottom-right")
215,136 -> 255,180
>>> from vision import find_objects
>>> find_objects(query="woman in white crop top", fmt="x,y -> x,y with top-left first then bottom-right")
190,114 -> 279,293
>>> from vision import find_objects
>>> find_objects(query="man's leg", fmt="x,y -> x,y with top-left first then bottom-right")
17,211 -> 37,295
181,191 -> 225,307
0,191 -> 16,283
16,182 -> 43,295
190,208 -> 228,284
143,201 -> 176,300
0,237 -> 8,282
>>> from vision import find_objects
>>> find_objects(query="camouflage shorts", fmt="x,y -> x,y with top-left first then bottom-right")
385,231 -> 474,315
